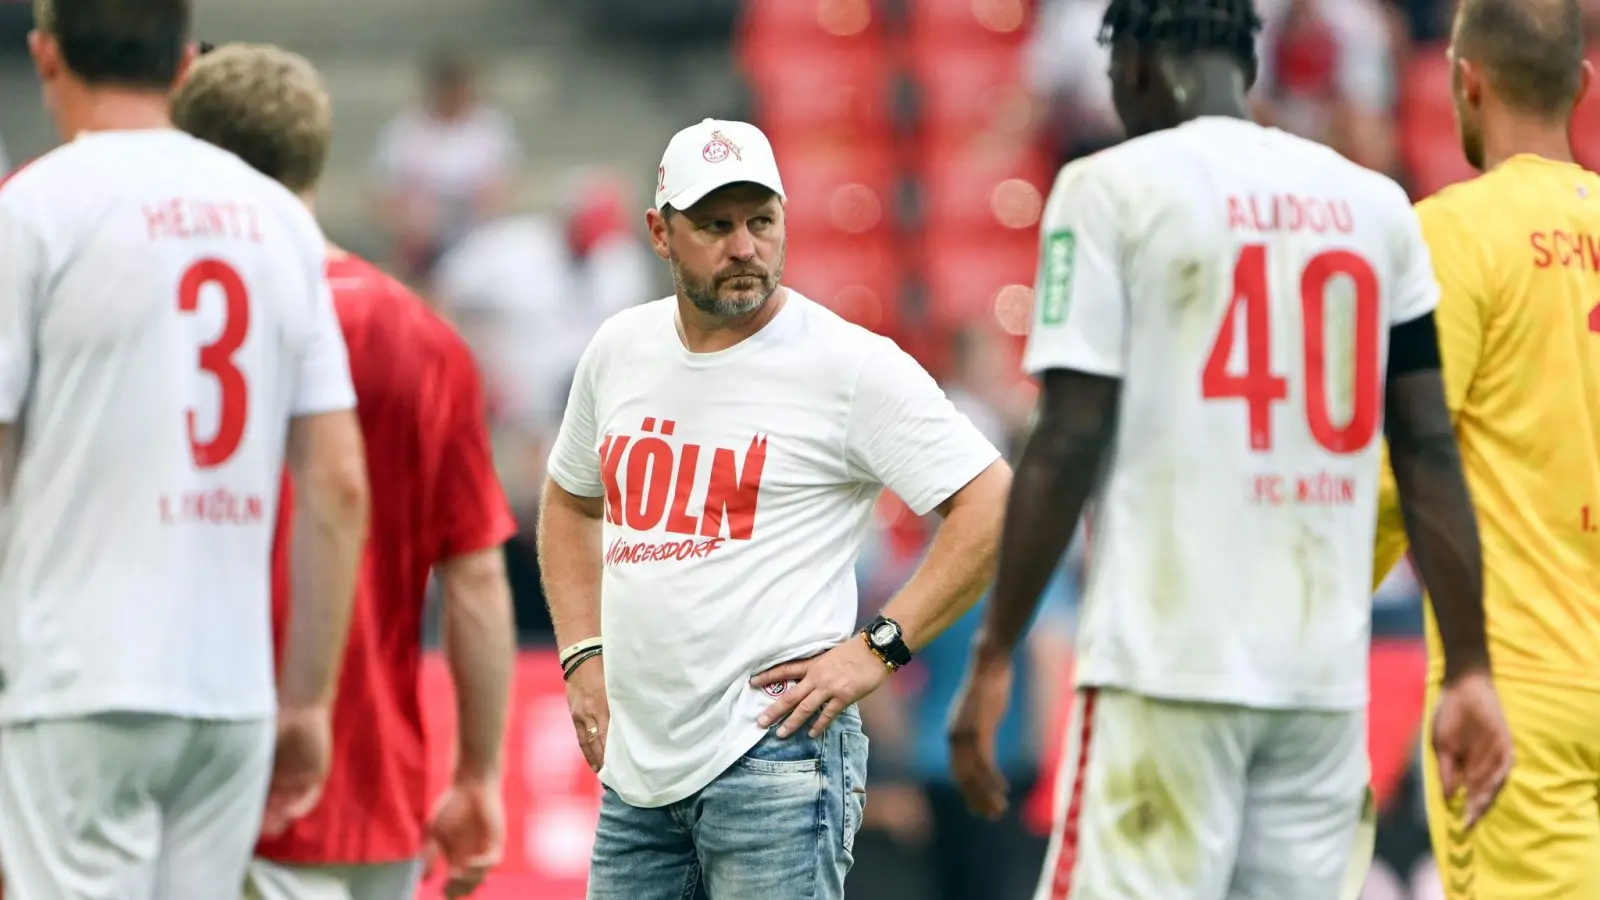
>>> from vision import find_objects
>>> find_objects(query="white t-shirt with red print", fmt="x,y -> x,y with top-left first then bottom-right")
547,292 -> 999,807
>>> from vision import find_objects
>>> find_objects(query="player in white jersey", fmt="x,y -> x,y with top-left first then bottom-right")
945,0 -> 1515,898
0,2 -> 369,898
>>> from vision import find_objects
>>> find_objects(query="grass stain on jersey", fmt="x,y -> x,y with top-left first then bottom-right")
1171,258 -> 1205,311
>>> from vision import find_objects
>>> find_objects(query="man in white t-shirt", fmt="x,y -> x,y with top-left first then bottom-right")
945,1 -> 1514,899
0,2 -> 368,897
372,50 -> 520,283
538,118 -> 1011,899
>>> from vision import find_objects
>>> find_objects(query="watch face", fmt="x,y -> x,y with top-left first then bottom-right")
871,622 -> 898,646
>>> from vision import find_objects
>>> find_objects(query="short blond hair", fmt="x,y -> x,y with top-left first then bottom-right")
171,42 -> 332,194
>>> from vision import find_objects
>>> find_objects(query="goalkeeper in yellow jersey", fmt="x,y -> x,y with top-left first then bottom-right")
1373,0 -> 1600,895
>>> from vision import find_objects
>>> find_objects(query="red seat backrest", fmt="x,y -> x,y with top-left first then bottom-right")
743,41 -> 896,142
917,231 -> 1038,329
783,234 -> 906,334
917,139 -> 1053,238
904,0 -> 1033,47
773,138 -> 900,240
1398,48 -> 1477,199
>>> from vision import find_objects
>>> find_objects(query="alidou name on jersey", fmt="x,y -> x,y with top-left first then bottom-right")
599,417 -> 768,567
159,486 -> 267,526
1226,194 -> 1354,236
142,197 -> 265,244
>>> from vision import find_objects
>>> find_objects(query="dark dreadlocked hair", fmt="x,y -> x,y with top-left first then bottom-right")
1098,0 -> 1264,89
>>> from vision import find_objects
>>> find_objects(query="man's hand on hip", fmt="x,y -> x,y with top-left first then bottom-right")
751,637 -> 891,739
566,656 -> 609,773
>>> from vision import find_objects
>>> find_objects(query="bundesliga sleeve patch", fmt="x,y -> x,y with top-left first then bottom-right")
1039,230 -> 1076,325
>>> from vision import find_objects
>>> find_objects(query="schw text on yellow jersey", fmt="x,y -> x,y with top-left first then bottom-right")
1374,154 -> 1600,689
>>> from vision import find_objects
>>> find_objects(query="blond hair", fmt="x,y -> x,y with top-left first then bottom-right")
171,42 -> 332,194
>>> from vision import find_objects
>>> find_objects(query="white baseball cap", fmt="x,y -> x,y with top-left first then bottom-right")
654,118 -> 786,213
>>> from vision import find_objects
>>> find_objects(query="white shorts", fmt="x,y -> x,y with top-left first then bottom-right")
244,858 -> 424,900
0,713 -> 273,900
1035,688 -> 1376,900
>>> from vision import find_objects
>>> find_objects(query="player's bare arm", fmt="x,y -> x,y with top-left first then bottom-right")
431,545 -> 514,896
281,410 -> 369,708
1385,315 -> 1512,827
751,459 -> 1011,739
437,547 -> 515,783
537,478 -> 609,772
265,409 -> 369,836
881,460 -> 1012,645
1385,367 -> 1487,679
279,413 -> 368,712
947,369 -> 1119,819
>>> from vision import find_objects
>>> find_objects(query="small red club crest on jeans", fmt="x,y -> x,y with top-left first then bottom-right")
762,680 -> 791,697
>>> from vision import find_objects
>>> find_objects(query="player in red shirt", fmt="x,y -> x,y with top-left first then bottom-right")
173,44 -> 518,900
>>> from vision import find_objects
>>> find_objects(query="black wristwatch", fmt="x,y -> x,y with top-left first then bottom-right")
861,615 -> 913,671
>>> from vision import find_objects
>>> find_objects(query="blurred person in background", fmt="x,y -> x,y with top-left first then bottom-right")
1254,0 -> 1400,173
372,49 -> 520,285
0,1 -> 368,895
911,331 -> 1075,900
432,165 -> 652,507
847,497 -> 1082,900
539,117 -> 1009,900
942,325 -> 1034,455
1369,0 -> 1600,894
174,42 -> 518,900
1026,0 -> 1124,165
947,0 -> 1513,896
432,166 -> 652,649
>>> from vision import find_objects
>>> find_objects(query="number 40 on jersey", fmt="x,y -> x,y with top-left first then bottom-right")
1202,243 -> 1381,455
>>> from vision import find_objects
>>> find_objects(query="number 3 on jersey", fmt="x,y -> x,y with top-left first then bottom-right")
1202,243 -> 1380,454
177,259 -> 250,468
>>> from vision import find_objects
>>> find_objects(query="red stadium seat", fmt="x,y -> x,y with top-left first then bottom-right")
773,139 -> 900,240
1399,48 -> 1476,200
1570,50 -> 1600,171
905,0 -> 1033,47
783,235 -> 906,334
906,40 -> 1032,140
916,140 -> 1052,238
917,232 -> 1037,329
737,0 -> 886,59
743,41 -> 897,141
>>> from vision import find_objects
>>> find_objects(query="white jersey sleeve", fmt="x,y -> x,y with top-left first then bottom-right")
0,201 -> 44,421
843,340 -> 1000,516
291,265 -> 356,417
1023,158 -> 1129,378
546,325 -> 607,498
1390,201 -> 1440,326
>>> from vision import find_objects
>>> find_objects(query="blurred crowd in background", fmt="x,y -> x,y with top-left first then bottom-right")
0,0 -> 1587,896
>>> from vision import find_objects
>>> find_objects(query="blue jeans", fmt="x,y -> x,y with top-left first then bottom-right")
587,706 -> 869,900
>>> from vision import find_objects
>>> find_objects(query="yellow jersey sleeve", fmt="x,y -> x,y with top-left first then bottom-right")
1371,195 -> 1491,590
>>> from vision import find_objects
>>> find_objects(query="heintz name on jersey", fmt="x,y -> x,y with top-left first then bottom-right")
142,197 -> 265,244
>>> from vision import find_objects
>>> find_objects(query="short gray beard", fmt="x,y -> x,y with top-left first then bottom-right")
670,243 -> 787,321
